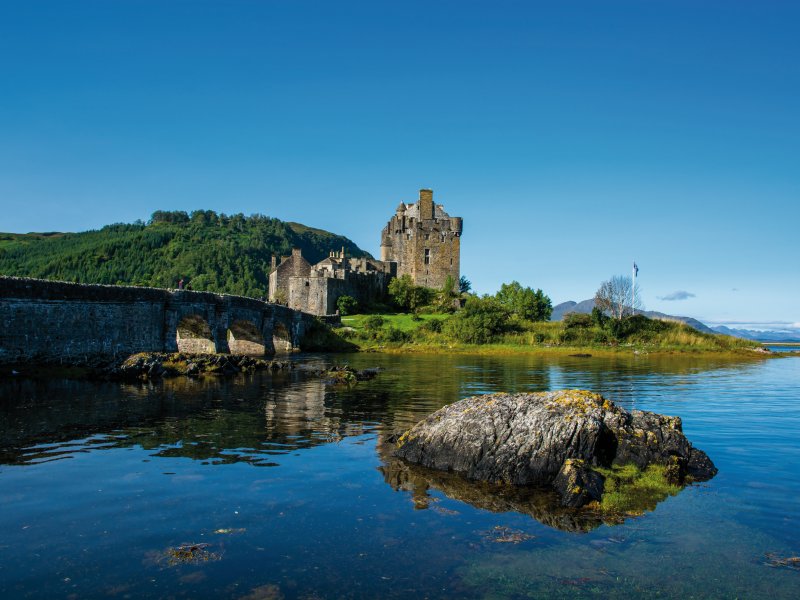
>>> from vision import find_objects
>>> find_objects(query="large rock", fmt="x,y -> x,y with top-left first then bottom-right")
393,390 -> 716,507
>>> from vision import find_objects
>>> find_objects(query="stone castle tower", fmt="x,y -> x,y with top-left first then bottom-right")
380,189 -> 463,290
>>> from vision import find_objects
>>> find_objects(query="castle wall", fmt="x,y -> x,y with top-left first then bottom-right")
287,270 -> 392,316
269,249 -> 311,303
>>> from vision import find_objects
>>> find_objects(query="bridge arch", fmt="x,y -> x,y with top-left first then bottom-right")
272,322 -> 293,353
227,320 -> 266,355
0,277 -> 320,363
176,314 -> 216,354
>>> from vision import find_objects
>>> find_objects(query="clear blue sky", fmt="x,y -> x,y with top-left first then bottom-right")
1,1 -> 797,329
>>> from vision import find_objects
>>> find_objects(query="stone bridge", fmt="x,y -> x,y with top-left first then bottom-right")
0,277 -> 319,364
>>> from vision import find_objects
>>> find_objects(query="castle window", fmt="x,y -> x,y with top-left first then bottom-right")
450,258 -> 453,265
424,249 -> 430,265
425,234 -> 429,240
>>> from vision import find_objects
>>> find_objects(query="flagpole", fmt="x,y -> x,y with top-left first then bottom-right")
632,261 -> 636,316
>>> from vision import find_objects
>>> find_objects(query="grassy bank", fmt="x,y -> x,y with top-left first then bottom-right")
338,312 -> 767,356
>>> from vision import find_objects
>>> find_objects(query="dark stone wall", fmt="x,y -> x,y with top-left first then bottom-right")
268,249 -> 311,303
1,298 -> 166,363
0,277 -> 314,364
287,270 -> 391,316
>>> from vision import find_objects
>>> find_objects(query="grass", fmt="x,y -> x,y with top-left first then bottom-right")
341,312 -> 444,332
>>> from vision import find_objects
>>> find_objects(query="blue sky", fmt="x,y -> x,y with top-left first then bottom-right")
1,1 -> 798,328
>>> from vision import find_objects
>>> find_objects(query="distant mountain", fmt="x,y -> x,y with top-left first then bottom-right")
552,299 -> 594,321
552,298 -> 716,334
710,326 -> 800,343
0,210 -> 370,297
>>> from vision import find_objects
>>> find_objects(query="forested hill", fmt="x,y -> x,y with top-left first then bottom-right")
0,210 -> 370,297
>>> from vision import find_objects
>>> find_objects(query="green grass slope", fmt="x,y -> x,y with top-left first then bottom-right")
0,210 -> 370,297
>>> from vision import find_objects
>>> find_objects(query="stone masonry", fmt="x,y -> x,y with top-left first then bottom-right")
0,277 -> 315,364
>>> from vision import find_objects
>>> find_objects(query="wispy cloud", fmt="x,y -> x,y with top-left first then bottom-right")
658,290 -> 695,301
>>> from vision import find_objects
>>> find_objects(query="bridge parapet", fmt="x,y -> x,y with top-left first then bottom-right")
0,277 -> 315,364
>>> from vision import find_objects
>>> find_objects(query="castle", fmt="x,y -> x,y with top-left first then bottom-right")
269,189 -> 462,316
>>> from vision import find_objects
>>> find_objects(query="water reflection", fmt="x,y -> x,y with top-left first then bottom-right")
0,370 -> 353,466
0,353 -> 767,468
1,353 -> 798,600
377,437 -> 607,533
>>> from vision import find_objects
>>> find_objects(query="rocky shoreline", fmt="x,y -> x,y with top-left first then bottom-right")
110,352 -> 294,380
1,352 -> 380,385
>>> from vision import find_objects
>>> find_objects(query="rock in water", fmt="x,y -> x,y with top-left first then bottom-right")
393,390 -> 717,508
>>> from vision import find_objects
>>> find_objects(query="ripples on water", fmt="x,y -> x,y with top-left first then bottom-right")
1,354 -> 799,598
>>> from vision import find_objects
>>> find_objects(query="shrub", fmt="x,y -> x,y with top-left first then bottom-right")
380,327 -> 411,343
336,295 -> 359,316
591,306 -> 608,328
608,315 -> 668,341
444,297 -> 510,344
563,312 -> 592,329
363,315 -> 386,332
418,318 -> 445,334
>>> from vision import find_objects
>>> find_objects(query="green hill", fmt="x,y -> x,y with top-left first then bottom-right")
0,210 -> 370,297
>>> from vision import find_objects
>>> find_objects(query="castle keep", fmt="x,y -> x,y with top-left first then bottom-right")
269,189 -> 462,315
380,189 -> 462,290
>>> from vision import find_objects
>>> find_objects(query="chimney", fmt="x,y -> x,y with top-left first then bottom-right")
419,188 -> 434,219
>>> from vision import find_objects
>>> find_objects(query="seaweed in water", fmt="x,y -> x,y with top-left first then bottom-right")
764,553 -> 800,571
164,543 -> 221,566
479,526 -> 535,544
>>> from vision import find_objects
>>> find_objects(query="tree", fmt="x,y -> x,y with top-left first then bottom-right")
336,295 -> 358,316
388,275 -> 434,312
436,274 -> 459,312
459,275 -> 472,294
494,281 -> 553,322
594,275 -> 642,320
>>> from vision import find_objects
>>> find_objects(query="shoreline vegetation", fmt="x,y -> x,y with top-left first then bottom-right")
333,312 -> 776,358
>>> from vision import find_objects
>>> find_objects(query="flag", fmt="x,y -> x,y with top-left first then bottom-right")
633,262 -> 639,277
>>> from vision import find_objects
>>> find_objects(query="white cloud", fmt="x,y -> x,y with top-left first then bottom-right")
658,290 -> 696,301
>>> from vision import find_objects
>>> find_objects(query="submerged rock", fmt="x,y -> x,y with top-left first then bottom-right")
393,390 -> 717,508
315,365 -> 381,385
108,352 -> 294,380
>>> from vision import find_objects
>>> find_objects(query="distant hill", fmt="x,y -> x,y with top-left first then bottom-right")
0,210 -> 370,297
552,298 -> 716,334
710,326 -> 800,343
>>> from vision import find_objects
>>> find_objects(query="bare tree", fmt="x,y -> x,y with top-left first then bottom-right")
594,275 -> 643,319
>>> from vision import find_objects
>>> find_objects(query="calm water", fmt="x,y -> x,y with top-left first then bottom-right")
1,353 -> 799,599
764,344 -> 800,353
